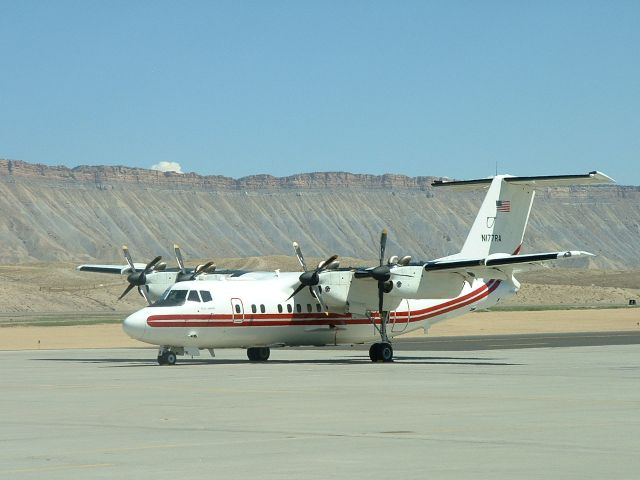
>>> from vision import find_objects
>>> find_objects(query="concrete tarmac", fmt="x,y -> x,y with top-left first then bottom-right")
394,330 -> 640,350
1,343 -> 639,479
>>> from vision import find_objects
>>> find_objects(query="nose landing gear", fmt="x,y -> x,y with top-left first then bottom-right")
369,309 -> 394,362
157,346 -> 177,365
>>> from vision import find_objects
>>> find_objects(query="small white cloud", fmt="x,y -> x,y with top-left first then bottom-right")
150,161 -> 183,173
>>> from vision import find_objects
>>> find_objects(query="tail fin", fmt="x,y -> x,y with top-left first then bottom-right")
432,171 -> 615,259
459,176 -> 533,258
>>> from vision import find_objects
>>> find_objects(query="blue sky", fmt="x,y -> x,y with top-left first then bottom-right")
0,1 -> 638,183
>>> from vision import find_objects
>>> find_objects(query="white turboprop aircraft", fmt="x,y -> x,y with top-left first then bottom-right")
110,171 -> 613,365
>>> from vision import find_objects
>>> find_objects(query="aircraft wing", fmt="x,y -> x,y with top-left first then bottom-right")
77,263 -> 147,275
422,251 -> 593,279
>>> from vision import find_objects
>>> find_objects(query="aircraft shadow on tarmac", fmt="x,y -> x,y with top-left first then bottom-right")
33,355 -> 521,367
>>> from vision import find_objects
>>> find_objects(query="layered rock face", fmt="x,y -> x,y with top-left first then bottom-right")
0,159 -> 637,268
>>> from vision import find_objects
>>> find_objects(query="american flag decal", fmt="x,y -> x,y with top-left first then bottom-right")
496,200 -> 511,212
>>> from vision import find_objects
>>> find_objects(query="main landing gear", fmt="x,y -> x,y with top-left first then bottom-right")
246,347 -> 270,362
369,342 -> 393,362
369,308 -> 394,363
363,229 -> 396,363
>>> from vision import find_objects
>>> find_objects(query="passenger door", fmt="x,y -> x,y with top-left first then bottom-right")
231,298 -> 244,324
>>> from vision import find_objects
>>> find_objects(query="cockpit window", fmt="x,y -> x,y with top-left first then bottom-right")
200,291 -> 212,302
151,289 -> 188,307
187,290 -> 201,302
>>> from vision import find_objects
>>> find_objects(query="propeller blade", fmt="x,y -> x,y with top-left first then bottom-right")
379,229 -> 388,267
287,283 -> 307,301
122,245 -> 136,272
309,286 -> 328,313
118,282 -> 136,301
377,280 -> 385,319
318,254 -> 339,271
326,260 -> 340,270
354,268 -> 373,279
138,286 -> 151,305
398,255 -> 412,266
193,261 -> 216,278
292,242 -> 307,271
174,244 -> 185,272
144,256 -> 162,274
202,262 -> 216,273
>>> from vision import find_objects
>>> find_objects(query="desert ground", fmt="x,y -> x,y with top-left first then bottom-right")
0,260 -> 638,350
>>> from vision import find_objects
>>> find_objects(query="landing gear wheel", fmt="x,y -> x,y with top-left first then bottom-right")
380,342 -> 393,362
369,344 -> 379,362
165,351 -> 177,365
369,342 -> 393,363
158,351 -> 177,365
247,347 -> 270,362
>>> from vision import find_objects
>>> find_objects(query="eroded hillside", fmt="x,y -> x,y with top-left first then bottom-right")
0,159 -> 638,268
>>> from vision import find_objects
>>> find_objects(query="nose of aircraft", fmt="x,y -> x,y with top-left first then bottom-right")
123,310 -> 147,341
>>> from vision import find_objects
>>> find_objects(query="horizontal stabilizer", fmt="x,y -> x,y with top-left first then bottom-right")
432,171 -> 615,190
423,250 -> 594,277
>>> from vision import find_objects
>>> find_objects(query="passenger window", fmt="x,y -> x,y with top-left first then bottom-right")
200,291 -> 212,302
251,304 -> 257,314
188,290 -> 201,302
316,304 -> 322,312
235,304 -> 241,314
287,304 -> 292,313
296,304 -> 302,313
277,304 -> 283,313
306,304 -> 312,313
260,304 -> 265,313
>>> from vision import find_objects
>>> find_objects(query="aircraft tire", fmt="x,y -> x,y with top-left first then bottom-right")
165,351 -> 177,365
380,343 -> 393,362
369,343 -> 380,362
247,347 -> 270,362
369,343 -> 393,362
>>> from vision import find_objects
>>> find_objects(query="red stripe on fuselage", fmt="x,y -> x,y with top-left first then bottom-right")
146,280 -> 502,329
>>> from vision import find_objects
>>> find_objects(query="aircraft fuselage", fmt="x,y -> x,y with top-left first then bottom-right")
123,274 -> 515,349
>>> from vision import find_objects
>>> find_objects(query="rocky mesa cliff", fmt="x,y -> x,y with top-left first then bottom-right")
0,159 -> 637,269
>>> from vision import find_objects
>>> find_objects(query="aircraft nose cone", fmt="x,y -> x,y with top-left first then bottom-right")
123,311 -> 147,341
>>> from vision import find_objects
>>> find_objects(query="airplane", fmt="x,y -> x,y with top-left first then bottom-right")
108,171 -> 614,365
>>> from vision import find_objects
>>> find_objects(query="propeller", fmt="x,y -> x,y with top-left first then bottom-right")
353,229 -> 413,341
118,245 -> 162,304
174,244 -> 217,282
287,241 -> 337,310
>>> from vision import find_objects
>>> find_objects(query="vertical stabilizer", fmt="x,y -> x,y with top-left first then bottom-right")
460,176 -> 535,258
451,176 -> 535,259
432,171 -> 615,260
